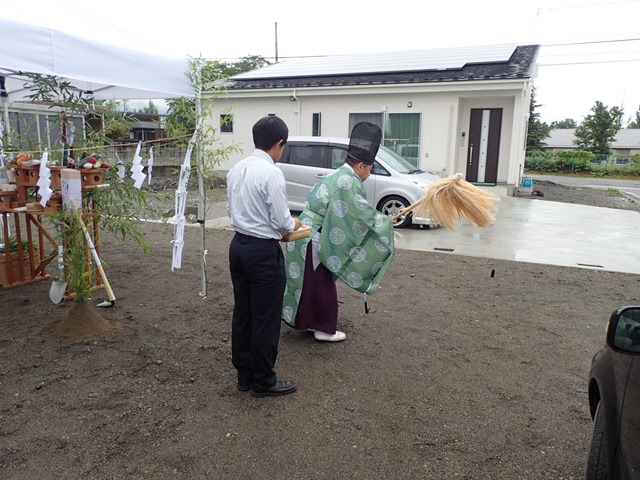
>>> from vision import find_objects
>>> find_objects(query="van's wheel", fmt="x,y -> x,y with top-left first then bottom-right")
585,401 -> 609,480
378,196 -> 412,228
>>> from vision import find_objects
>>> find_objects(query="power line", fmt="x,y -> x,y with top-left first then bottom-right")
542,49 -> 640,57
543,37 -> 640,47
539,58 -> 640,66
57,0 -> 165,51
538,0 -> 640,12
205,37 -> 640,62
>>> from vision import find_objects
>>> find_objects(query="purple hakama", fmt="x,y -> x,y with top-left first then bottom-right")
294,242 -> 338,334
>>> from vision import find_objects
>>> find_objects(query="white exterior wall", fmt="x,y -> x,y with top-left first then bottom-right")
204,79 -> 530,190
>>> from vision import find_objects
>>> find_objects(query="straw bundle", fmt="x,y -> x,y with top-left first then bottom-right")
394,174 -> 500,230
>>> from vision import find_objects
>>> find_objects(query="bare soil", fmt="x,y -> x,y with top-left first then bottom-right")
1,180 -> 639,480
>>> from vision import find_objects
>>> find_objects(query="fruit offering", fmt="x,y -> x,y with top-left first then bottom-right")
75,154 -> 100,169
76,155 -> 109,170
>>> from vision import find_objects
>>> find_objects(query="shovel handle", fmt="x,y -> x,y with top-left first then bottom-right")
70,199 -> 116,302
57,242 -> 64,272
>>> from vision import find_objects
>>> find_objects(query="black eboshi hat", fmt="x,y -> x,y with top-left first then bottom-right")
346,122 -> 382,165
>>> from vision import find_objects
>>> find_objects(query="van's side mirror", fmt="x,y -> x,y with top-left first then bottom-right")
607,306 -> 640,354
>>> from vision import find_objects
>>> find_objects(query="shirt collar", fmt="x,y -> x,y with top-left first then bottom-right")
252,149 -> 274,164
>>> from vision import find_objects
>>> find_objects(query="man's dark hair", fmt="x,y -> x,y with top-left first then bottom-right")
252,116 -> 289,151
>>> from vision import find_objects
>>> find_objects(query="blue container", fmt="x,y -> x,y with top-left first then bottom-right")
522,179 -> 533,187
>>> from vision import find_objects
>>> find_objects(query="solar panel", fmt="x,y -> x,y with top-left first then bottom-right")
234,44 -> 517,79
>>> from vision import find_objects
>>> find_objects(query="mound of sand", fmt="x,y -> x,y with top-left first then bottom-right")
41,301 -> 121,344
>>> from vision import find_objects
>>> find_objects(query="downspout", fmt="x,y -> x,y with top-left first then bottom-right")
516,81 -> 531,193
291,89 -> 301,135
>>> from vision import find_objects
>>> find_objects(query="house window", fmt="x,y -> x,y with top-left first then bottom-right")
348,112 -> 421,166
349,113 -> 383,136
134,129 -> 155,141
220,114 -> 233,133
383,113 -> 421,167
312,113 -> 321,136
616,157 -> 630,165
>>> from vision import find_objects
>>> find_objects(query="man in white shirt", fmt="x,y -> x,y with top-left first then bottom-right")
227,116 -> 302,397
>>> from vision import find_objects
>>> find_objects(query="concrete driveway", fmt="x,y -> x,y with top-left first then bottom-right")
204,187 -> 640,275
395,191 -> 640,275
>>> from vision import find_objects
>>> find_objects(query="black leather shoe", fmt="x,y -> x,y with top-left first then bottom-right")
251,379 -> 297,397
237,382 -> 252,392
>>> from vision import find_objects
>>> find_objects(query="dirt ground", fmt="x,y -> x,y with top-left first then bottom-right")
2,180 -> 640,480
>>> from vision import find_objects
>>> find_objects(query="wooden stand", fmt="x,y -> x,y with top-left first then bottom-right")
0,211 -> 57,287
0,200 -> 103,290
14,166 -> 40,207
0,191 -> 19,212
1,166 -> 104,291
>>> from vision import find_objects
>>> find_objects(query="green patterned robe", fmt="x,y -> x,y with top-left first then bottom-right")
282,165 -> 395,327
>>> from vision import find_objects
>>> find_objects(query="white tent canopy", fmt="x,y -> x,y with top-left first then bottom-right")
0,17 -> 194,100
0,16 -> 209,296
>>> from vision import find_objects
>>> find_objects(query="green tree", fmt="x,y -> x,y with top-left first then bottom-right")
550,118 -> 577,129
136,100 -> 159,115
217,55 -> 270,76
526,86 -> 551,150
88,100 -> 134,142
627,105 -> 640,128
164,97 -> 196,142
165,55 -> 270,142
574,101 -> 623,154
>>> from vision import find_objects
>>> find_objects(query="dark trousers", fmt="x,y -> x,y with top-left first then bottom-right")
229,233 -> 285,388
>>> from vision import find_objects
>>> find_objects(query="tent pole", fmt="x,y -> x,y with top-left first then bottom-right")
0,76 -> 11,146
196,94 -> 207,297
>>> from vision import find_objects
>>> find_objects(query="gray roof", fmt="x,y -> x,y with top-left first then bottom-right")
219,44 -> 540,91
545,129 -> 640,149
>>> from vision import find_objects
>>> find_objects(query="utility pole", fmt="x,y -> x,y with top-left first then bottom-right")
275,22 -> 278,63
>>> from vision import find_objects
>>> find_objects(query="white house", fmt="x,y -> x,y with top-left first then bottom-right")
204,43 -> 540,194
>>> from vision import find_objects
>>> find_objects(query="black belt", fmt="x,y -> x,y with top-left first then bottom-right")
234,232 -> 279,243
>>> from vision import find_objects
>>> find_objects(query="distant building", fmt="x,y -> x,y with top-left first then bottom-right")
4,104 -> 166,152
3,102 -> 84,152
128,113 -> 166,142
544,129 -> 640,156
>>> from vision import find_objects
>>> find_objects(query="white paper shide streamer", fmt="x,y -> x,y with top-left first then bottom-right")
171,137 -> 194,270
147,146 -> 154,185
37,150 -> 53,207
130,142 -> 146,189
115,152 -> 125,180
67,121 -> 75,147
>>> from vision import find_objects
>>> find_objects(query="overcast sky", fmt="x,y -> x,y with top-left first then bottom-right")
4,0 -> 640,124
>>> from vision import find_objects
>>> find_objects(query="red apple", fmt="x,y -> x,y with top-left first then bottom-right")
100,162 -> 110,169
88,157 -> 97,164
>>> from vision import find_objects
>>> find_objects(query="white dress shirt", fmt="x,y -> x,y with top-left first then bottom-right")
226,149 -> 295,240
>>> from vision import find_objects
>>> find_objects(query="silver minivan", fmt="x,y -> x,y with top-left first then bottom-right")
277,136 -> 441,228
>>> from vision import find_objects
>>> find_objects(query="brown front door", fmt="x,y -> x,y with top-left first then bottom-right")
466,108 -> 502,184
